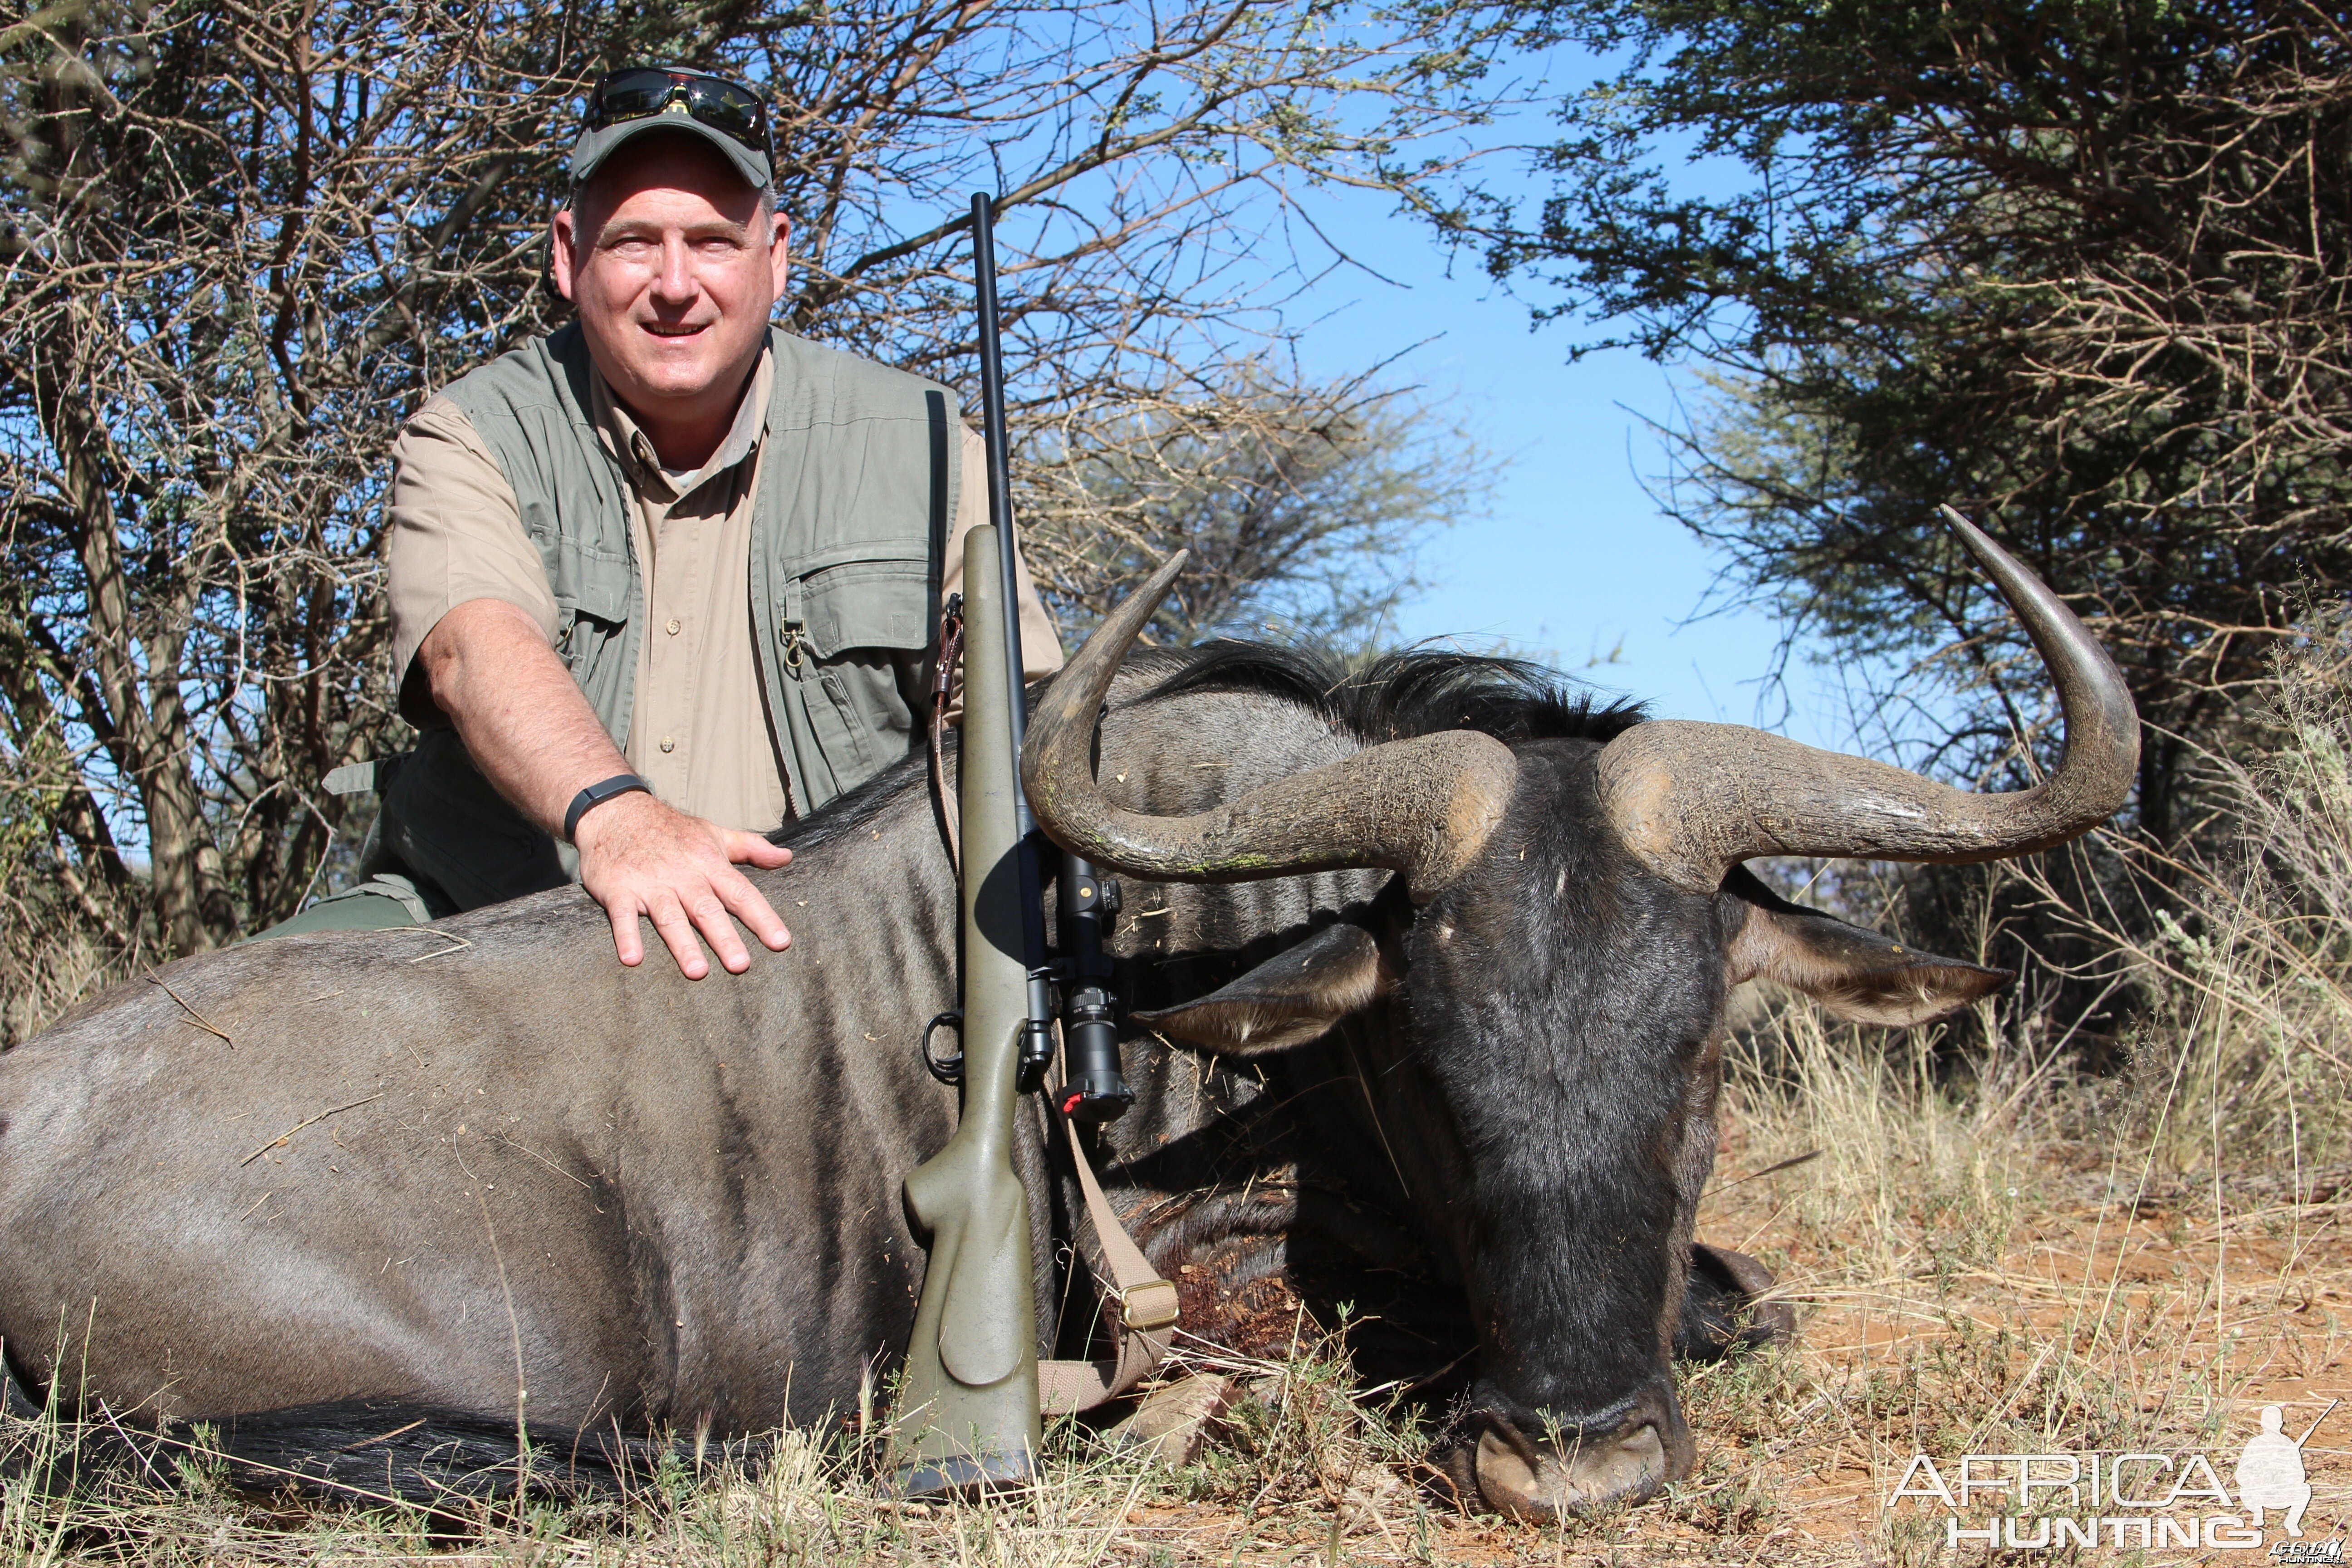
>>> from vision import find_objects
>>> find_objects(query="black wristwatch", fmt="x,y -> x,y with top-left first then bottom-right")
564,773 -> 651,844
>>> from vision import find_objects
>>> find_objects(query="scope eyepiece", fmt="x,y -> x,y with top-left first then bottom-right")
1057,982 -> 1132,1123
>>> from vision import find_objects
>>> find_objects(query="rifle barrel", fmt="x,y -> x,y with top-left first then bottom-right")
969,195 -> 1031,797
969,193 -> 1057,1083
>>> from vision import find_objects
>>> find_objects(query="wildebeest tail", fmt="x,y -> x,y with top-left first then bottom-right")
0,1334 -> 44,1421
1,1365 -> 38,1421
7,1397 -> 689,1504
199,1401 -> 682,1501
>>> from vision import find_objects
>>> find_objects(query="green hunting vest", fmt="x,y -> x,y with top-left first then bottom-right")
370,322 -> 960,915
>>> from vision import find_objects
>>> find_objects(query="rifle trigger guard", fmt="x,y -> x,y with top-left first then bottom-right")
921,1010 -> 965,1085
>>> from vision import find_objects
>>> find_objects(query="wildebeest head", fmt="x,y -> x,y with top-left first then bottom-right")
1026,514 -> 2137,1519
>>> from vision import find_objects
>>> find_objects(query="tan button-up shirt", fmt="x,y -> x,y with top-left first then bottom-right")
387,347 -> 1064,831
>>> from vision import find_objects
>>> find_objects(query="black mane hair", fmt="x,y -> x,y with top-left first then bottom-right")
1134,640 -> 1648,746
769,745 -> 937,851
770,639 -> 1646,848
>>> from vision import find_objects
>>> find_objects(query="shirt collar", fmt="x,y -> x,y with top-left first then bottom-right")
590,345 -> 774,500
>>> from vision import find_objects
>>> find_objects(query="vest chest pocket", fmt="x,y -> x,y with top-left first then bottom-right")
787,554 -> 931,659
547,541 -> 632,681
782,551 -> 931,794
549,538 -> 630,626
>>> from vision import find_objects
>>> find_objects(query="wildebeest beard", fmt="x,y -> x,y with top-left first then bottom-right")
0,641 -> 1999,1514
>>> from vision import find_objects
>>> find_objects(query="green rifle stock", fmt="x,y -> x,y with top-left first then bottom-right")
889,521 -> 1042,1494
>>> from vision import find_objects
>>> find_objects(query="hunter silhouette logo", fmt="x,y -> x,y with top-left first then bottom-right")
1883,1400 -> 2341,1553
2237,1405 -> 2317,1538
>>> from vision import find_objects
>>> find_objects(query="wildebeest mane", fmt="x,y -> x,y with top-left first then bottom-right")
1135,640 -> 1648,746
767,745 -> 936,852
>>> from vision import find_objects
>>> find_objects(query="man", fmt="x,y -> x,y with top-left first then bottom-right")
282,67 -> 1062,976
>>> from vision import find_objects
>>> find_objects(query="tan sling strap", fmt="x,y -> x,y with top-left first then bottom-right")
1036,1106 -> 1181,1415
924,596 -> 966,874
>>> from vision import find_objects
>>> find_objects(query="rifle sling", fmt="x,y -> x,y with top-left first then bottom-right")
1038,1096 -> 1181,1415
926,600 -> 965,873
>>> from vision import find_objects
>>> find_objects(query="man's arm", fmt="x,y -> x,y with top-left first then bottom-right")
388,400 -> 789,979
415,601 -> 792,979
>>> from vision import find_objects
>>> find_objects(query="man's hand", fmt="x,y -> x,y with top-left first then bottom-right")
418,600 -> 795,980
572,790 -> 793,978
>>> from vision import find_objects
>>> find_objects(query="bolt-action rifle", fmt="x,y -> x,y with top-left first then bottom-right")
889,194 -> 1137,1496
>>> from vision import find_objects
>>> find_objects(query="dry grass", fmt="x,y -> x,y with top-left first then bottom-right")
1665,1003 -> 2352,1566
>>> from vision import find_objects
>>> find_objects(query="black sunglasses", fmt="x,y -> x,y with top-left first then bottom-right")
586,67 -> 773,161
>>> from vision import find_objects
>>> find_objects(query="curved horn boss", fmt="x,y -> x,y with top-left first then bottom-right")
1024,511 -> 2137,896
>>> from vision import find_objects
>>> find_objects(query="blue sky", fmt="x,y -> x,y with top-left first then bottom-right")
1301,264 -> 1757,691
1277,208 -> 1854,751
1245,69 -> 1857,754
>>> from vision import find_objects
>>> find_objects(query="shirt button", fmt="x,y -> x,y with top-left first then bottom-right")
666,618 -> 681,636
659,737 -> 676,754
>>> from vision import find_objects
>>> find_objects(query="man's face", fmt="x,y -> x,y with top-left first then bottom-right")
553,132 -> 789,429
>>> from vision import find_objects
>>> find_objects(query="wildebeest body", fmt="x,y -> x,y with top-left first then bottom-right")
0,667 -> 1454,1446
0,654 -> 1694,1491
0,796 -> 981,1439
0,539 -> 2133,1517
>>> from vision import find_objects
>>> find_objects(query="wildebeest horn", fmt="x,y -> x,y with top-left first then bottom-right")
1595,508 -> 2140,893
1022,551 -> 1519,902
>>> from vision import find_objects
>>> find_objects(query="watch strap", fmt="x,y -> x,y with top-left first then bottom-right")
564,773 -> 650,843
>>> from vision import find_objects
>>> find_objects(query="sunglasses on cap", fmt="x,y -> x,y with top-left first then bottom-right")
585,67 -> 773,160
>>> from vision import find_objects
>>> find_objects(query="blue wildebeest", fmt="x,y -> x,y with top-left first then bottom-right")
0,519 -> 2133,1516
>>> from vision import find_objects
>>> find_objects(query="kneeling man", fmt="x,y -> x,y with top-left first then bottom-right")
280,67 -> 1060,975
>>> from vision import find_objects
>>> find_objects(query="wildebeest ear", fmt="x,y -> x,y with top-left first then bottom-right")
1132,921 -> 1387,1054
1723,867 -> 2011,1027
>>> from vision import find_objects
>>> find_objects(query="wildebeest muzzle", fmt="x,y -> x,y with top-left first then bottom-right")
1442,1379 -> 1694,1520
